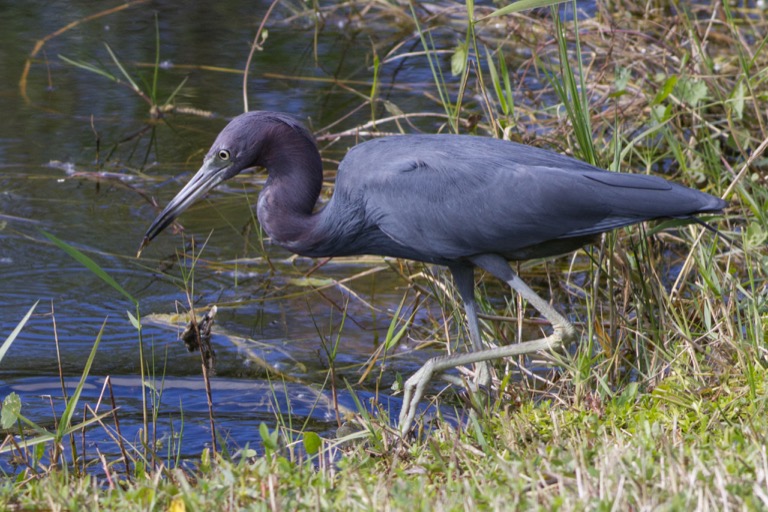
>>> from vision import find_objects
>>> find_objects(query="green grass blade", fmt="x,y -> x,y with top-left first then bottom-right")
0,432 -> 55,455
152,12 -> 160,103
384,293 -> 417,351
0,410 -> 115,455
104,42 -> 141,93
58,55 -> 118,82
57,319 -> 107,439
498,48 -> 515,116
0,301 -> 39,364
41,230 -> 137,305
483,0 -> 569,19
539,4 -> 596,165
485,47 -> 509,115
370,50 -> 380,125
164,76 -> 189,107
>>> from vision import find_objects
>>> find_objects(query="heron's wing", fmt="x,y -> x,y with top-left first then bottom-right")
337,135 -> 722,260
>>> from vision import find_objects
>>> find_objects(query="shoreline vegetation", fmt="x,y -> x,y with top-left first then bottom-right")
3,0 -> 767,509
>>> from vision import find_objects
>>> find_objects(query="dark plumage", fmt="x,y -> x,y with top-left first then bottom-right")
140,111 -> 726,433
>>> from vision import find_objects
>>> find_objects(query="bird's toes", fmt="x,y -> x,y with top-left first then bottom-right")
398,362 -> 437,432
474,361 -> 493,388
558,323 -> 578,343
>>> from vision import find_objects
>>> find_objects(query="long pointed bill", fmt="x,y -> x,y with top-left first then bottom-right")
137,159 -> 230,257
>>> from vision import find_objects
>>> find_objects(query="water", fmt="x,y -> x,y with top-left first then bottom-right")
1,0 -> 511,467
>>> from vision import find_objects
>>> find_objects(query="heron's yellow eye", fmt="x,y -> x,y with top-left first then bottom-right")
218,149 -> 231,161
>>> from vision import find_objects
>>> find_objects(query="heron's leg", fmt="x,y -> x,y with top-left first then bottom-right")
398,254 -> 577,434
449,264 -> 492,388
472,254 -> 576,339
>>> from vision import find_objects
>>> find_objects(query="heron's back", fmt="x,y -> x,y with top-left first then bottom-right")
316,134 -> 725,263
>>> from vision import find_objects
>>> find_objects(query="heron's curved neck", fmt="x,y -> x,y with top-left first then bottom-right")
257,123 -> 324,249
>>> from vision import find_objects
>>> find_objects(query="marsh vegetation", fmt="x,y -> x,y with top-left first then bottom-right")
1,0 -> 766,509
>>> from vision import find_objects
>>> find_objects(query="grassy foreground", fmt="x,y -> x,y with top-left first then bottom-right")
6,379 -> 768,510
4,0 -> 768,510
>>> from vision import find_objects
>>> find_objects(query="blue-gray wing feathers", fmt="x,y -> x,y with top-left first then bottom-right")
325,134 -> 724,261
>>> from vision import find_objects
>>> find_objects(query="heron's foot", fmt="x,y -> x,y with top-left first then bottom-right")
398,358 -> 493,435
555,322 -> 577,346
397,321 -> 577,435
474,360 -> 492,388
398,359 -> 437,435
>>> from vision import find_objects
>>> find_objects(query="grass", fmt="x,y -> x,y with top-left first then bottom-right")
3,0 -> 767,509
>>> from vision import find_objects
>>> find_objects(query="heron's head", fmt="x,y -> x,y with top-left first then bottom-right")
137,112 -> 305,257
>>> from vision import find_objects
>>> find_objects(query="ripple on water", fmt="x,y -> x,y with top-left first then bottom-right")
0,373 -> 419,471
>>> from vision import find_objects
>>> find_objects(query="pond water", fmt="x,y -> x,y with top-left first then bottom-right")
0,0 -> 598,469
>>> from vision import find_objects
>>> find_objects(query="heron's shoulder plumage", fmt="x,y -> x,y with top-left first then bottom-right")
340,134 -> 599,175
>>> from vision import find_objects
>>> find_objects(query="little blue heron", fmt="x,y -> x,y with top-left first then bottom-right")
139,111 -> 726,434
